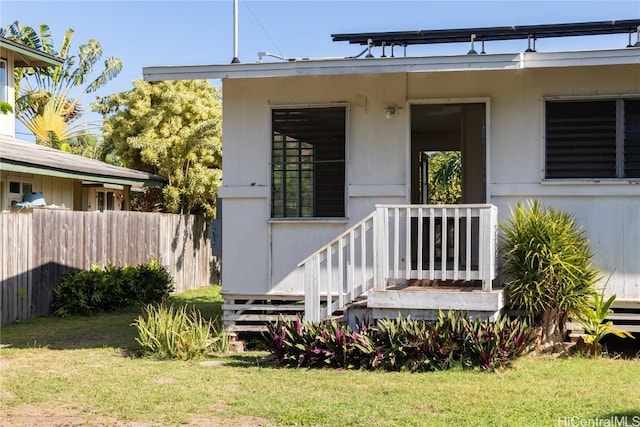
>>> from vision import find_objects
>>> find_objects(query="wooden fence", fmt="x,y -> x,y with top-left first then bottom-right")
1,210 -> 212,325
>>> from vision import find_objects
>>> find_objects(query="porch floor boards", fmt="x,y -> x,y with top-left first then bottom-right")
388,279 -> 489,292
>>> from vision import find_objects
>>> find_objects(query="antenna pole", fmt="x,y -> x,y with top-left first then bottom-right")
231,0 -> 240,63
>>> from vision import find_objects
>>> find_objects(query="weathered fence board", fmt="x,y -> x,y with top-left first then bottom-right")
1,210 -> 212,325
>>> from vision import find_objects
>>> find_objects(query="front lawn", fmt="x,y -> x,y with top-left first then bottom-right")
1,285 -> 639,426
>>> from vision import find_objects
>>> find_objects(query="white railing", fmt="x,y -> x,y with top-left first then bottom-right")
375,204 -> 498,292
299,212 -> 376,322
300,204 -> 498,322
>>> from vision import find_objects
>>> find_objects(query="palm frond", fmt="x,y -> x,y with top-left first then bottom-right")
85,57 -> 122,93
37,24 -> 55,54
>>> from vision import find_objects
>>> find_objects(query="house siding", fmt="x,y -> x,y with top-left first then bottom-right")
1,171 -> 74,211
220,63 -> 640,301
0,47 -> 15,138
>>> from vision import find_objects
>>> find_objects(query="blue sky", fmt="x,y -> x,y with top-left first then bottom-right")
2,0 -> 639,139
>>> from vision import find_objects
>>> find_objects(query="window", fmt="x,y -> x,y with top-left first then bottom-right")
7,180 -> 33,206
9,181 -> 32,196
271,106 -> 346,218
545,98 -> 640,179
95,190 -> 118,212
0,59 -> 6,103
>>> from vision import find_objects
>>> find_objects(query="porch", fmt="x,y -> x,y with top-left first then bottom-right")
300,204 -> 502,323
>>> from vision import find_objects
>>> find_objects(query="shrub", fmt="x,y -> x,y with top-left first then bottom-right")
575,289 -> 634,356
52,260 -> 174,317
500,200 -> 598,351
133,304 -> 227,360
263,312 -> 534,372
265,316 -> 376,369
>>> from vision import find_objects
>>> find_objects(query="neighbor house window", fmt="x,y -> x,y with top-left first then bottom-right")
271,106 -> 346,218
545,98 -> 640,179
0,59 -> 6,103
7,180 -> 33,205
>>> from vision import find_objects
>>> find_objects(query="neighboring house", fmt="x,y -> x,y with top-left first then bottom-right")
0,36 -> 164,212
144,20 -> 640,332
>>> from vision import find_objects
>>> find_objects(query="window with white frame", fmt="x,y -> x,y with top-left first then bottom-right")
545,98 -> 640,179
271,106 -> 346,218
7,180 -> 33,205
0,59 -> 7,103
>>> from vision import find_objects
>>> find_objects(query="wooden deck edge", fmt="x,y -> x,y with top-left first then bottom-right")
367,289 -> 504,312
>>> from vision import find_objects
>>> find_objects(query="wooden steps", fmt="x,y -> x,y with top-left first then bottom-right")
222,294 -> 307,333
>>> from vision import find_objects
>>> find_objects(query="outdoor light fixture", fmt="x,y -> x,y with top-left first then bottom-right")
384,104 -> 399,119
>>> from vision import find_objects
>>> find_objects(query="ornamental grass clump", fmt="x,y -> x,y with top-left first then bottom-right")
500,200 -> 598,353
133,304 -> 228,360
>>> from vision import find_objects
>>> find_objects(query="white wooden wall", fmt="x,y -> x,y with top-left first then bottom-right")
220,64 -> 640,302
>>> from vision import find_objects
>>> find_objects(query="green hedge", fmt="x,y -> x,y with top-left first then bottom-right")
52,260 -> 174,317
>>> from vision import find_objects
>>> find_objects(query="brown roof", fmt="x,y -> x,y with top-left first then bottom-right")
0,136 -> 165,187
0,36 -> 64,68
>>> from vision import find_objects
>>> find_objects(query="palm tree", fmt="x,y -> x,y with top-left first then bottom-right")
1,21 -> 122,146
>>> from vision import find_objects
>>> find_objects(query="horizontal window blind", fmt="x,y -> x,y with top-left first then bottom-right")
545,100 -> 617,179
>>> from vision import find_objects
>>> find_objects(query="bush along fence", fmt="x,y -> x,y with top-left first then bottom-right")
51,260 -> 174,317
264,312 -> 535,372
0,210 -> 212,325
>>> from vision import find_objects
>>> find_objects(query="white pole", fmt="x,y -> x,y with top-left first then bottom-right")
231,0 -> 240,63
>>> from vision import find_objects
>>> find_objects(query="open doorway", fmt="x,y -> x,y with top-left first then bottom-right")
409,102 -> 486,272
410,103 -> 485,204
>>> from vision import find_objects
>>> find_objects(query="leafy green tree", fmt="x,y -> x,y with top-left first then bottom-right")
95,79 -> 222,218
1,21 -> 122,146
427,151 -> 462,204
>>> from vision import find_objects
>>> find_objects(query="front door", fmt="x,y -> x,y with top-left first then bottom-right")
410,103 -> 486,204
409,103 -> 486,272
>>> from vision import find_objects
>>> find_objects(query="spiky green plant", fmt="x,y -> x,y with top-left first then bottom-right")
500,200 -> 598,352
133,304 -> 228,360
575,289 -> 634,356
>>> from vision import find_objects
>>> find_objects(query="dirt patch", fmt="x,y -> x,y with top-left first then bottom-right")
0,404 -> 272,427
189,415 -> 272,426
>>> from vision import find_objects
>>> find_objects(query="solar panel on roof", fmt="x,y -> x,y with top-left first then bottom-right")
332,19 -> 640,47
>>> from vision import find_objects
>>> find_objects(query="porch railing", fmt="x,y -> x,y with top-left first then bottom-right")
300,204 -> 498,322
375,204 -> 498,290
299,212 -> 376,322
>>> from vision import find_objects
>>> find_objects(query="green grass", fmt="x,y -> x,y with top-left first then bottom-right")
1,284 -> 639,426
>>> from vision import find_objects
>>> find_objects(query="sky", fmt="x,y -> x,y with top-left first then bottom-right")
1,0 -> 639,140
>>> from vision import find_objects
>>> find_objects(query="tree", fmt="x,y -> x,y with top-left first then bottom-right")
95,79 -> 222,218
426,151 -> 462,204
1,21 -> 122,146
500,200 -> 598,353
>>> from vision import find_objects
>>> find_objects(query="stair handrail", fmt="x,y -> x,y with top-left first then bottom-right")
300,211 -> 377,322
297,211 -> 376,268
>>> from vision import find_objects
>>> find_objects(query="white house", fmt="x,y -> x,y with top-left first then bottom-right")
144,20 -> 640,332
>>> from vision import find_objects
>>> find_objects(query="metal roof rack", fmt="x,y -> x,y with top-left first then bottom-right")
332,19 -> 640,47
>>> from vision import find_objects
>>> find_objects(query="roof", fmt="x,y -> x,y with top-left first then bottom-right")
0,36 -> 64,68
332,19 -> 640,46
0,137 -> 165,187
143,47 -> 640,82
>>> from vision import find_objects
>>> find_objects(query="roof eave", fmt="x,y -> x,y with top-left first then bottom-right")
143,48 -> 640,82
0,37 -> 64,68
0,159 -> 165,188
